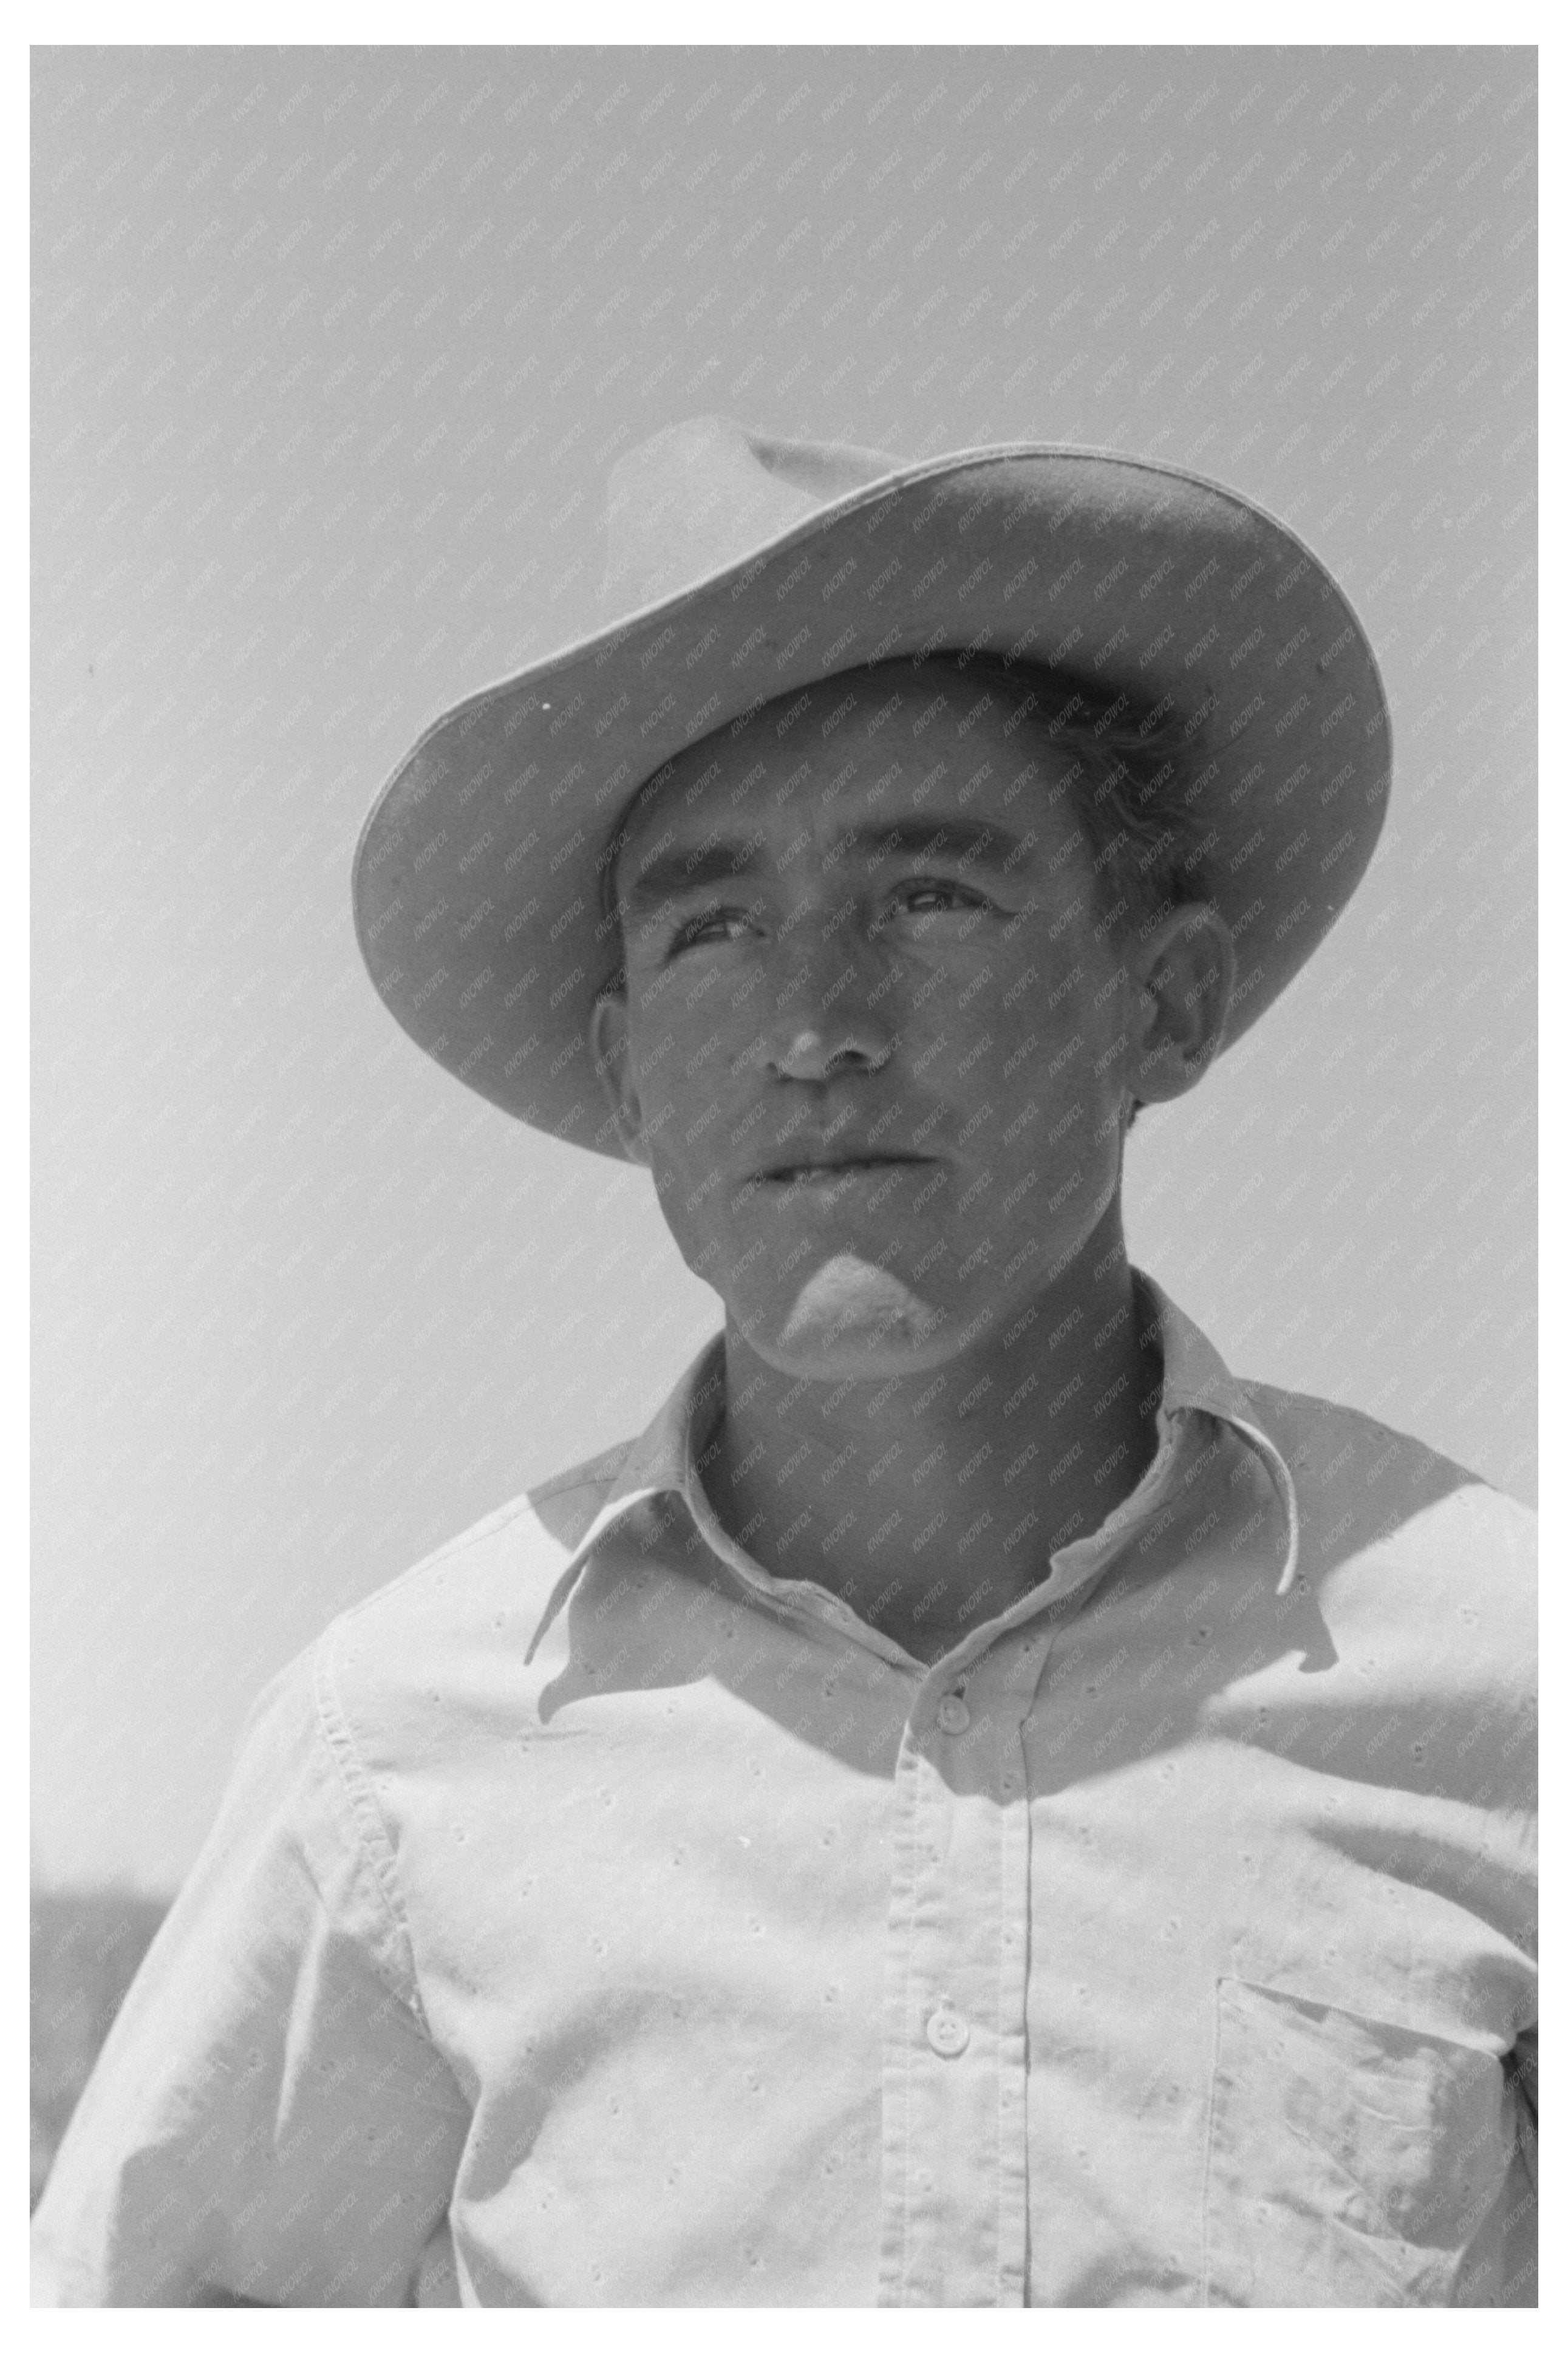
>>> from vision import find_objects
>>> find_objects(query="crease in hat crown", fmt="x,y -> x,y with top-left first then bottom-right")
597,416 -> 907,614
354,414 -> 1392,1153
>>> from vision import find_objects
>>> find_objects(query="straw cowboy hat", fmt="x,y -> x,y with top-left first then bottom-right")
353,417 -> 1391,1154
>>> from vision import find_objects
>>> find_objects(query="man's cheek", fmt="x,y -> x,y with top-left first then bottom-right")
648,1144 -> 728,1268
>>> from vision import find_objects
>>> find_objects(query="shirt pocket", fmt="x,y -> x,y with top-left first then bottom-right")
1202,1977 -> 1511,2307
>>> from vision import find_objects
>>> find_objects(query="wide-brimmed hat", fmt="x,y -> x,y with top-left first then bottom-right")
353,417 -> 1391,1155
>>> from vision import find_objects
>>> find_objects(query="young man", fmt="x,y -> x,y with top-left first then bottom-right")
34,420 -> 1536,2307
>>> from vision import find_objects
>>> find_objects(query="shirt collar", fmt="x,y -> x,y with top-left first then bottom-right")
525,1268 -> 1300,1664
1137,1269 -> 1301,1598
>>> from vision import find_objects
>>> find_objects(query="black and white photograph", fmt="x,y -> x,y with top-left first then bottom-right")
31,32 -> 1539,2311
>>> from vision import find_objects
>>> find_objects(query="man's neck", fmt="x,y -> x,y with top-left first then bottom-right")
701,1212 -> 1165,1664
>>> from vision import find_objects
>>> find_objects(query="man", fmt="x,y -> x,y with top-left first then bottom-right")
33,419 -> 1536,2306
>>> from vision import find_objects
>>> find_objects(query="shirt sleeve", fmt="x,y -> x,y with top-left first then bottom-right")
30,1646 -> 472,2307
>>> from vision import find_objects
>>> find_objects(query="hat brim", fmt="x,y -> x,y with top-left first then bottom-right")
353,445 -> 1391,1155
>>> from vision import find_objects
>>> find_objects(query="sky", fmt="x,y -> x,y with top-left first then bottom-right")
32,44 -> 1536,1891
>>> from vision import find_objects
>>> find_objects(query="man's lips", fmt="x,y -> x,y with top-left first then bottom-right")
752,1152 -> 936,1183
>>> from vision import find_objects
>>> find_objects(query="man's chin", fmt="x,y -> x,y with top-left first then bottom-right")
738,1255 -> 960,1381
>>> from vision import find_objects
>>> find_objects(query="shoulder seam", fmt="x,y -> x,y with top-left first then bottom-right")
1231,1380 -> 1487,1474
308,1627 -> 435,2036
327,1456 -> 635,1633
526,1442 -> 633,1505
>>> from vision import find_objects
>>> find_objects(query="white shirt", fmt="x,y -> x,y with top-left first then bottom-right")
32,1271 -> 1538,2306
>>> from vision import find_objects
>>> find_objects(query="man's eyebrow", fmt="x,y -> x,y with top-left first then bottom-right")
618,817 -> 1032,912
854,818 -> 1025,873
619,836 -> 765,911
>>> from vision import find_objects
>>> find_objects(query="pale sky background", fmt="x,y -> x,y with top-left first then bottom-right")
33,45 -> 1536,1892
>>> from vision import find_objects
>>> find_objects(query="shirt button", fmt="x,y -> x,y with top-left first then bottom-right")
935,1694 -> 970,1734
926,2006 -> 970,2058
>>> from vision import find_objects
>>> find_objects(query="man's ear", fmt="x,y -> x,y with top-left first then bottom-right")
1126,901 -> 1236,1110
589,990 -> 651,1165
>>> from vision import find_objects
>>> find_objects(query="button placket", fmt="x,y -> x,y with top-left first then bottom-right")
878,1623 -> 1064,2304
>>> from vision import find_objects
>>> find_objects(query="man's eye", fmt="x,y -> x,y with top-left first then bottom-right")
671,907 -> 751,953
891,879 -> 979,919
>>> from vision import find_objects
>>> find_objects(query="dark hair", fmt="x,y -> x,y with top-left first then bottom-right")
910,651 -> 1215,952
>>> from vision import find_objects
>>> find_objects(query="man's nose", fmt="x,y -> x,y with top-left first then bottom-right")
770,1022 -> 891,1082
761,918 -> 896,1081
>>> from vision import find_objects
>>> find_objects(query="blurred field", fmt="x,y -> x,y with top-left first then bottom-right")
31,1888 -> 170,2212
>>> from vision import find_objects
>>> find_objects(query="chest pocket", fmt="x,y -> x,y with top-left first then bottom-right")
1202,1977 -> 1512,2307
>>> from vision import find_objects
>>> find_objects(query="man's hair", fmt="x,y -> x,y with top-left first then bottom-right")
909,651 -> 1216,955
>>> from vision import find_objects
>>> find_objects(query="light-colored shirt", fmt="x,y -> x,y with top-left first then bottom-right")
32,1271 -> 1537,2307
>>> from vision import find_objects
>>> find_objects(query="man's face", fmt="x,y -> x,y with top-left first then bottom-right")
595,666 -> 1153,1381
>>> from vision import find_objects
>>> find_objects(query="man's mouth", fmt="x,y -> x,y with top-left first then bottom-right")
756,1153 -> 935,1185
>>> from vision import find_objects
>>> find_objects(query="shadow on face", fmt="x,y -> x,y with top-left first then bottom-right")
591,662 -> 1222,1383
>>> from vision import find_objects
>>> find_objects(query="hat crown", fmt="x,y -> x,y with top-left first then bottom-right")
599,415 -> 904,612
